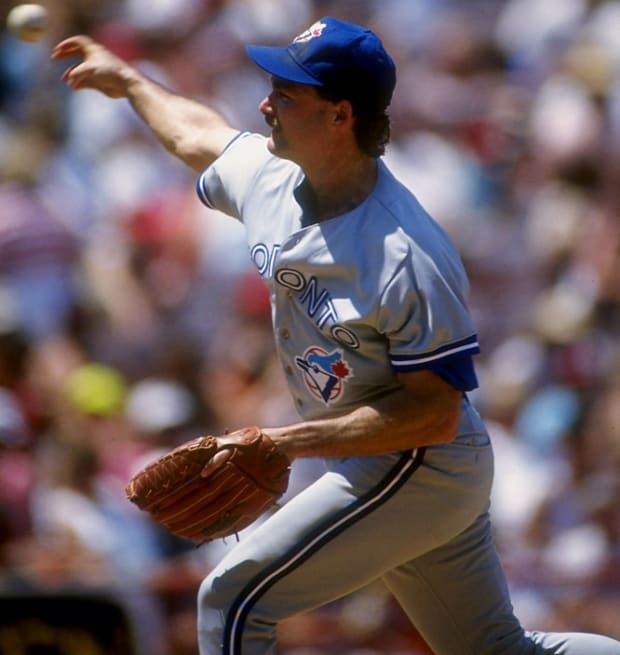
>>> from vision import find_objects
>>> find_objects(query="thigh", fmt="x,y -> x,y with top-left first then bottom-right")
203,449 -> 426,621
202,436 -> 495,651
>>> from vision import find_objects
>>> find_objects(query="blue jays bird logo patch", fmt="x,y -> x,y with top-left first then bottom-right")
295,346 -> 352,404
293,21 -> 327,44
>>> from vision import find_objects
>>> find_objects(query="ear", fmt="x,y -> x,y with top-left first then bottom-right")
333,100 -> 352,125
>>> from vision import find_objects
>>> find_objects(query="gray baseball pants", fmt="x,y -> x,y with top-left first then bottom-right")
197,430 -> 620,654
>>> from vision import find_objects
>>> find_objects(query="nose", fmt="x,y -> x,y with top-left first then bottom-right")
259,94 -> 273,116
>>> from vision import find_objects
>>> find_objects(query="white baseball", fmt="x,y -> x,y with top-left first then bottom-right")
6,4 -> 49,42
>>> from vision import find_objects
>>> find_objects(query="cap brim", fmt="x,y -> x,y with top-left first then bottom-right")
246,45 -> 320,86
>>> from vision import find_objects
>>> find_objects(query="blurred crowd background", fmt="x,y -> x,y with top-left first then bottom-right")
0,0 -> 619,653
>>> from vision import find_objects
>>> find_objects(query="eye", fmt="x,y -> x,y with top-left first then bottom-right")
271,80 -> 294,104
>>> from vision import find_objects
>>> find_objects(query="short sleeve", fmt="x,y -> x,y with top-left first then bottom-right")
195,132 -> 271,218
378,246 -> 480,385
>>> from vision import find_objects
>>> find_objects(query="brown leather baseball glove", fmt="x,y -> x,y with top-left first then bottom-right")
125,426 -> 291,543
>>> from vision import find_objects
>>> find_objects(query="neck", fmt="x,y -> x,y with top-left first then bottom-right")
304,155 -> 378,222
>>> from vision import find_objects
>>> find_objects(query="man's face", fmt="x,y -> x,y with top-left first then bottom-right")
259,77 -> 336,164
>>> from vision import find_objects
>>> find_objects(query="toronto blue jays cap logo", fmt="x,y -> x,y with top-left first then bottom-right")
295,346 -> 352,404
245,16 -> 396,110
292,20 -> 327,44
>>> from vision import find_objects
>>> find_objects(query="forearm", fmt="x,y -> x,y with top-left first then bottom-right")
52,35 -> 238,171
124,72 -> 238,171
266,372 -> 462,460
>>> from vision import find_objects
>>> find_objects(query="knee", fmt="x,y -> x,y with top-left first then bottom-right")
197,571 -> 238,654
198,569 -> 235,616
198,561 -> 254,621
197,573 -> 216,613
197,561 -> 282,654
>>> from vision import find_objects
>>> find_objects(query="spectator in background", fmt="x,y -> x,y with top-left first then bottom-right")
0,1 -> 618,653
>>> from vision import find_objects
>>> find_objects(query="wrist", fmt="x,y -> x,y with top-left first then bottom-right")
262,427 -> 300,461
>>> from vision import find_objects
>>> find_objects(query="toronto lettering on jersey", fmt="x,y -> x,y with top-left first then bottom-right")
251,242 -> 360,349
251,242 -> 358,404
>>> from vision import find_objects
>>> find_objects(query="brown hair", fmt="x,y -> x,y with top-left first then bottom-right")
317,86 -> 392,158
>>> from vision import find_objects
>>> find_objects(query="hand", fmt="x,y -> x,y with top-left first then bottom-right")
51,35 -> 138,99
125,427 -> 291,543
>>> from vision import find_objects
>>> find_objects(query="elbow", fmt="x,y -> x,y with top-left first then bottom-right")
426,404 -> 461,446
433,421 -> 459,445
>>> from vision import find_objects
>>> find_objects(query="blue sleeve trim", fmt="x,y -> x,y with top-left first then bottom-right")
390,334 -> 479,369
195,171 -> 212,207
390,336 -> 480,391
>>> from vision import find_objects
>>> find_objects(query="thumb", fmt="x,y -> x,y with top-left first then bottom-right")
200,447 -> 233,479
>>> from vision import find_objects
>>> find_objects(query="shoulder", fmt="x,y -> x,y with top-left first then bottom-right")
205,131 -> 300,177
352,162 -> 470,297
373,162 -> 446,235
376,162 -> 465,261
196,132 -> 301,209
212,132 -> 272,169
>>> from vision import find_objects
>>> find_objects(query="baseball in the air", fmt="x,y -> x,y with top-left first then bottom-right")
6,4 -> 49,42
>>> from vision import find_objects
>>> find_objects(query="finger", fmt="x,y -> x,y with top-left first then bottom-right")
61,64 -> 80,82
51,35 -> 94,60
62,65 -> 91,91
200,449 -> 233,479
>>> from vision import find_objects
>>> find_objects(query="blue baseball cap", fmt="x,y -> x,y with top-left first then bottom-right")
246,17 -> 396,110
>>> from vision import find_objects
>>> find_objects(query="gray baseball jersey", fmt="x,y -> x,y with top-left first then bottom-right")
194,133 -> 620,655
197,132 -> 479,421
